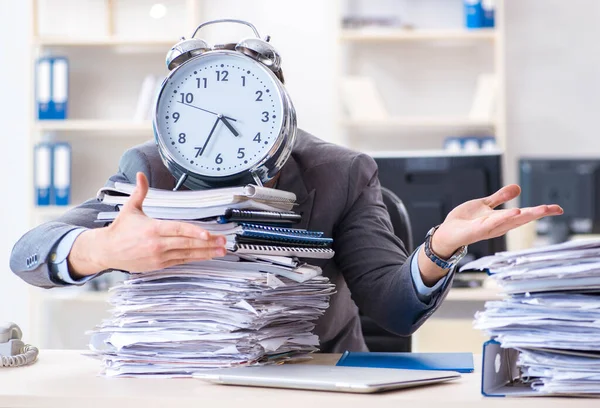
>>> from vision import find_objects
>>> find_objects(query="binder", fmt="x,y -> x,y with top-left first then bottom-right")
36,57 -> 69,120
34,143 -> 52,206
36,58 -> 52,120
464,0 -> 484,29
481,340 -> 542,397
51,57 -> 69,119
52,142 -> 71,206
337,351 -> 474,374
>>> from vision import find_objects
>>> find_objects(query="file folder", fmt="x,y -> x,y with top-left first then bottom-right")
36,58 -> 52,120
481,340 -> 541,397
36,57 -> 69,120
337,351 -> 474,373
52,142 -> 71,206
34,143 -> 52,206
51,58 -> 69,119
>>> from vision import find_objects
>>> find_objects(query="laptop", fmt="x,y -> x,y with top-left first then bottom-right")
195,364 -> 461,393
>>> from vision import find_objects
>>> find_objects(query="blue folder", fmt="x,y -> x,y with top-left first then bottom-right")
336,351 -> 474,373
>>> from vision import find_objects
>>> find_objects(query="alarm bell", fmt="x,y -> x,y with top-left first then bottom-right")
166,19 -> 284,82
165,38 -> 211,70
235,37 -> 282,74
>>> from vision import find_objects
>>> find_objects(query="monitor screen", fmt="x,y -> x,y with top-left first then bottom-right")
373,151 -> 506,263
519,158 -> 600,241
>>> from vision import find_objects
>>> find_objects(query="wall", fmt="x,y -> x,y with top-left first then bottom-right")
0,0 -> 31,333
504,0 -> 600,185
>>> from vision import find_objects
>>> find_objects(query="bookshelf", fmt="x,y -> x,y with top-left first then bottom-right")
341,116 -> 495,130
27,0 -> 202,348
34,119 -> 152,133
337,0 -> 506,153
338,28 -> 496,42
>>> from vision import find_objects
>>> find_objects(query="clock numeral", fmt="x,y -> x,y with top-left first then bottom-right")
216,70 -> 229,82
215,153 -> 223,164
255,90 -> 263,102
172,112 -> 180,122
194,147 -> 202,157
241,76 -> 246,87
179,92 -> 193,104
196,78 -> 207,88
237,148 -> 245,159
253,132 -> 262,143
178,133 -> 186,144
261,111 -> 269,122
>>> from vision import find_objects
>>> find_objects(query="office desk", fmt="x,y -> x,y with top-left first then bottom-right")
0,350 -> 595,408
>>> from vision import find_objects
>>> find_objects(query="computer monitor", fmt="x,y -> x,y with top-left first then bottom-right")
519,158 -> 600,244
372,151 -> 506,265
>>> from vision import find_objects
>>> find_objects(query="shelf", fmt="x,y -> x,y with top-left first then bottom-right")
34,120 -> 153,133
339,28 -> 496,42
341,117 -> 495,130
33,37 -> 176,48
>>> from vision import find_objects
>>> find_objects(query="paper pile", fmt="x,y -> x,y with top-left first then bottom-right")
462,239 -> 600,395
88,183 -> 336,377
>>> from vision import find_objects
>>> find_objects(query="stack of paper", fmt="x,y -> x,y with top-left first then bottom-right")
88,184 -> 336,377
462,239 -> 600,395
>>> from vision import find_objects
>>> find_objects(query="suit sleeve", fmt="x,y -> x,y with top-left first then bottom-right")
9,148 -> 152,289
332,154 -> 454,336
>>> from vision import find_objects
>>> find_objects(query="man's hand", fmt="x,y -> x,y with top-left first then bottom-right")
418,184 -> 563,286
68,172 -> 227,279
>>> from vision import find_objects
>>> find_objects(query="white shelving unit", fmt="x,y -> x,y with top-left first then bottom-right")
341,116 -> 495,130
28,0 -> 200,224
27,0 -> 202,348
338,28 -> 496,42
337,0 -> 506,152
34,119 -> 152,133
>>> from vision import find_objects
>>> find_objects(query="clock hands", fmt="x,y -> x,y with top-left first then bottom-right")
219,116 -> 239,137
177,101 -> 237,122
198,117 -> 221,157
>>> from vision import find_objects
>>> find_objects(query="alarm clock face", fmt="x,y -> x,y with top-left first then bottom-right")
154,51 -> 285,178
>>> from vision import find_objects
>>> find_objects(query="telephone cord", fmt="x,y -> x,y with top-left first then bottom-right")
0,344 -> 39,367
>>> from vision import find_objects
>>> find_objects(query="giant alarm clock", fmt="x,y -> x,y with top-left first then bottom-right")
153,19 -> 296,190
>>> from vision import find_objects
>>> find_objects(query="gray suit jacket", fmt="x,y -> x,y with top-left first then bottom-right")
10,130 -> 453,352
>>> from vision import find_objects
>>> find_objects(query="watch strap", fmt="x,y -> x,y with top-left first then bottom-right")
424,225 -> 467,270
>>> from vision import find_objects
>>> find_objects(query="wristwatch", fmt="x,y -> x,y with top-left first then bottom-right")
424,225 -> 468,270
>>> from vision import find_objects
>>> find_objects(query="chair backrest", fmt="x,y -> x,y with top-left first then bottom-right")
359,186 -> 414,352
380,187 -> 414,253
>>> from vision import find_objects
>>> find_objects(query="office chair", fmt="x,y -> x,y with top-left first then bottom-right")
359,187 -> 413,352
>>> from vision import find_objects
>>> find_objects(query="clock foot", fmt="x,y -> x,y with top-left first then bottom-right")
173,173 -> 188,191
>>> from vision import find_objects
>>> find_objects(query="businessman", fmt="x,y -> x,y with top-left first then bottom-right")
10,130 -> 562,352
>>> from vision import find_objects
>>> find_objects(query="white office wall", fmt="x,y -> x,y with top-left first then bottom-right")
0,0 -> 31,333
197,0 -> 340,144
504,0 -> 600,185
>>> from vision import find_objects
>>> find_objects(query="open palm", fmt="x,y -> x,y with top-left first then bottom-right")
432,184 -> 563,257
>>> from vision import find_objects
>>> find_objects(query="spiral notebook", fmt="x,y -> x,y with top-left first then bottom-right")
227,243 -> 335,259
235,224 -> 332,247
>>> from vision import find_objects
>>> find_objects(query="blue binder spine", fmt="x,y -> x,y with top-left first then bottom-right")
36,57 -> 69,120
52,142 -> 72,206
34,142 -> 52,206
36,57 -> 52,120
51,57 -> 69,120
464,0 -> 484,29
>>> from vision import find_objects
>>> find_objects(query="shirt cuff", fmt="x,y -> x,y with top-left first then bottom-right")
49,228 -> 98,285
410,245 -> 448,302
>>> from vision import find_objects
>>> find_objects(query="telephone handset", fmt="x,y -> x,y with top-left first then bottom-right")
0,322 -> 39,367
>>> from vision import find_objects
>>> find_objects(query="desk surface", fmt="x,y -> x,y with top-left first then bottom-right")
0,350 -> 595,408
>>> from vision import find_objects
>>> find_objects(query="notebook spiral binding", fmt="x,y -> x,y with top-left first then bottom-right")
234,243 -> 335,259
240,223 -> 324,237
